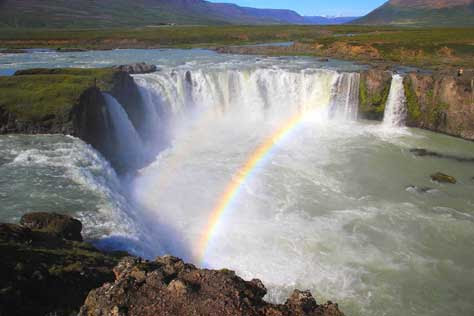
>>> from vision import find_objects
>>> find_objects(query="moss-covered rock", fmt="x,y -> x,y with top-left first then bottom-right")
404,70 -> 474,140
431,172 -> 457,184
358,69 -> 392,120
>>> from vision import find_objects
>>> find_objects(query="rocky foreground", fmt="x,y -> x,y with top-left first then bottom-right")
0,212 -> 344,316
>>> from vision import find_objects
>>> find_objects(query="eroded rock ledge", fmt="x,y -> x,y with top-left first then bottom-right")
80,256 -> 343,316
0,213 -> 344,316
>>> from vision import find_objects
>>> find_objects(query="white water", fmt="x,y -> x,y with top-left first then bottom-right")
383,74 -> 407,127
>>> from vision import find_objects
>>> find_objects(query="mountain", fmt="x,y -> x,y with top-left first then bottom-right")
354,0 -> 474,26
0,0 -> 356,28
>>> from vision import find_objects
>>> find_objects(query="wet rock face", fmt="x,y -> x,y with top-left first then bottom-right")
358,69 -> 393,120
404,71 -> 474,140
80,256 -> 344,316
20,212 -> 83,241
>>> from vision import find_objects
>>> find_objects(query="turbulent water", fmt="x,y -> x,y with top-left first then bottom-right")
1,49 -> 474,316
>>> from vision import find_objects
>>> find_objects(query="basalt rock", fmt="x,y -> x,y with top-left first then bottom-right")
403,70 -> 474,140
431,172 -> 457,184
80,256 -> 344,316
358,69 -> 393,120
114,62 -> 157,74
19,212 -> 83,242
0,214 -> 125,316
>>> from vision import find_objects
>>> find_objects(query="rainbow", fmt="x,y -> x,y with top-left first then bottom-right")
196,111 -> 311,264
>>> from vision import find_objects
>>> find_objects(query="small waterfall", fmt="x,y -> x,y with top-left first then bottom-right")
383,74 -> 407,127
103,93 -> 144,169
329,72 -> 360,120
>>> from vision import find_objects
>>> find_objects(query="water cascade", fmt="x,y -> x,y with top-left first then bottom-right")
133,68 -> 361,126
329,72 -> 360,120
103,93 -> 145,168
383,74 -> 407,127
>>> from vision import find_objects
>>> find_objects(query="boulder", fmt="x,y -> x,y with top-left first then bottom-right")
431,172 -> 457,184
80,256 -> 344,316
20,212 -> 83,241
114,62 -> 157,74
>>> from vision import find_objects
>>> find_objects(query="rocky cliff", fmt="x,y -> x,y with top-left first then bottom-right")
1,213 -> 345,316
403,70 -> 474,140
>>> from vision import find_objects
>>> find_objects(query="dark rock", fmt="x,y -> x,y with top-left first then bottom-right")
0,215 -> 125,316
0,49 -> 27,54
431,172 -> 457,184
114,62 -> 157,74
20,212 -> 83,242
410,148 -> 474,163
318,58 -> 329,62
80,256 -> 344,316
56,48 -> 87,52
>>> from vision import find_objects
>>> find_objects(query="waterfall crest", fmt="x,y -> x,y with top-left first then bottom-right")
383,74 -> 407,127
134,68 -> 360,124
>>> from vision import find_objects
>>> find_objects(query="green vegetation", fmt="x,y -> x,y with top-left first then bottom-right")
403,77 -> 422,124
359,77 -> 390,120
0,68 -> 116,122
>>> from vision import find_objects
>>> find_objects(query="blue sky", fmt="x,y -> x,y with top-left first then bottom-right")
207,0 -> 387,16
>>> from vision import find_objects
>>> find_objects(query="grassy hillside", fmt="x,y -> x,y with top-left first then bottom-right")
0,0 -> 354,28
354,0 -> 474,26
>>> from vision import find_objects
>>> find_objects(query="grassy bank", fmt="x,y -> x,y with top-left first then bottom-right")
0,68 -> 116,123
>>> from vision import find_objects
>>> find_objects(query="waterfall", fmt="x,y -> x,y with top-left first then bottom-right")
103,93 -> 144,169
133,68 -> 360,124
329,72 -> 360,120
383,74 -> 407,127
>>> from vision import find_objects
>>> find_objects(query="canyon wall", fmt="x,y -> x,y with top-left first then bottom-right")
404,71 -> 474,140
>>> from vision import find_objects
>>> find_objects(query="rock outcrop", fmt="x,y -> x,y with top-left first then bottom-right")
431,172 -> 457,184
403,70 -> 474,140
0,213 -> 125,316
358,69 -> 393,120
19,211 -> 83,241
80,256 -> 344,316
114,62 -> 157,74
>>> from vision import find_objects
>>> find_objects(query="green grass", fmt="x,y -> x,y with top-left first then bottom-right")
0,68 -> 116,122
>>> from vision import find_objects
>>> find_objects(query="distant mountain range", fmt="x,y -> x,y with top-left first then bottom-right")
0,0 -> 357,28
354,0 -> 474,26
